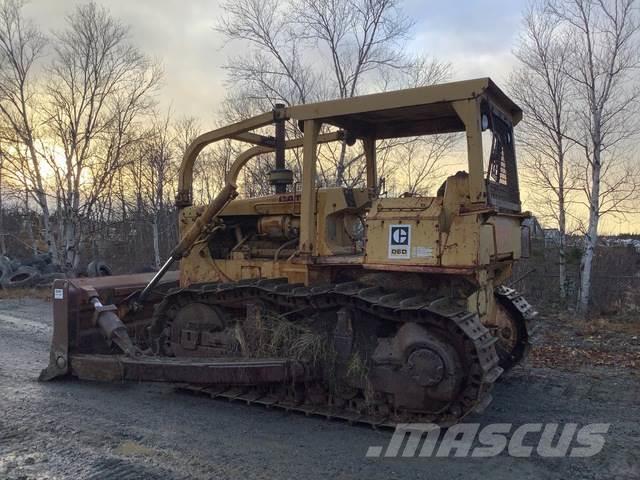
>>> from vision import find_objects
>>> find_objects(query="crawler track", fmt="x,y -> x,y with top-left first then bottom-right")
494,285 -> 536,371
147,279 -> 503,427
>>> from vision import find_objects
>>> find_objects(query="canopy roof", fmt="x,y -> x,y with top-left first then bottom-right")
286,77 -> 522,139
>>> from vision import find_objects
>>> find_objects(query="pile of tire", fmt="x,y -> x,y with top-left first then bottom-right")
1,254 -> 66,289
86,260 -> 113,278
0,254 -> 112,289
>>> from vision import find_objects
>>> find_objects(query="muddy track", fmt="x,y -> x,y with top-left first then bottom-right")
0,298 -> 638,480
149,278 -> 502,427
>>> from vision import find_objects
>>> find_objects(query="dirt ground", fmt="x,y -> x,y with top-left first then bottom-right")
0,297 -> 638,480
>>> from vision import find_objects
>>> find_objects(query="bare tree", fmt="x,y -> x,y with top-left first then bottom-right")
547,0 -> 640,315
0,137 -> 7,255
0,0 -> 56,260
44,2 -> 160,270
294,0 -> 412,99
218,0 -> 318,107
217,0 -> 431,188
172,115 -> 235,203
173,116 -> 201,161
132,113 -> 175,268
387,136 -> 456,195
510,2 -> 578,302
198,144 -> 236,200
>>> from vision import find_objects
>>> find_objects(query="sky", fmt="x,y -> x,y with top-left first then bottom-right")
23,0 -> 527,126
20,0 -> 638,233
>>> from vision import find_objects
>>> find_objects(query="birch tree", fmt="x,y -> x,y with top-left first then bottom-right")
0,137 -> 7,255
510,2 -> 577,302
0,0 -> 56,260
136,114 -> 174,268
45,2 -> 160,270
548,0 -> 640,315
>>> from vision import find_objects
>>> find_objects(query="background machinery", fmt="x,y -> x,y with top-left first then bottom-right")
41,78 -> 536,427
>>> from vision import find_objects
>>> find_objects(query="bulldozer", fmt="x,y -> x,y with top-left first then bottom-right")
40,78 -> 536,427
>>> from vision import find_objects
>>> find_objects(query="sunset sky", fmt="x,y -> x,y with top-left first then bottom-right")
24,0 -> 526,121
21,0 -> 638,233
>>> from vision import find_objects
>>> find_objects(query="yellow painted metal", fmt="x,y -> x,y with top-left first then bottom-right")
299,120 -> 321,255
226,131 -> 343,187
363,137 -> 376,190
175,77 -> 522,209
285,78 -> 521,124
172,77 -> 527,329
452,98 -> 486,204
315,188 -> 370,256
177,111 -> 276,207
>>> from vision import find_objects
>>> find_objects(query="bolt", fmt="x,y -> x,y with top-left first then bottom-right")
56,355 -> 67,369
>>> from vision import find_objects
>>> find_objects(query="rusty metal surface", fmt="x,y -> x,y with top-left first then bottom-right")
491,286 -> 535,370
311,255 -> 364,265
68,271 -> 180,290
70,271 -> 180,304
70,354 -> 307,385
40,277 -> 539,427
39,273 -> 180,382
144,278 -> 502,427
363,263 -> 476,275
39,279 -> 72,381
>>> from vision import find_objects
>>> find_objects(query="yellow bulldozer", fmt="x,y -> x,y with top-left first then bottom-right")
41,78 -> 536,427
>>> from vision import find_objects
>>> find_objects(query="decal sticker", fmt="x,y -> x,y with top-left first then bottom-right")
415,246 -> 434,258
388,224 -> 411,259
54,288 -> 64,300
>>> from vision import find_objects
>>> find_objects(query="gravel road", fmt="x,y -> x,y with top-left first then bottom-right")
0,298 -> 638,479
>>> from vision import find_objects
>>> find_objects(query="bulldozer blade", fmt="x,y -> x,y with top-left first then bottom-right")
69,355 -> 308,385
39,272 -> 179,382
39,273 -> 312,388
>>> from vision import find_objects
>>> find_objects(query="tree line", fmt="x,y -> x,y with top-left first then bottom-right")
1,0 -> 639,315
0,0 -> 456,272
509,0 -> 640,314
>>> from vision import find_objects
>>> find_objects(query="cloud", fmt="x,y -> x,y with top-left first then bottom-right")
23,0 -> 529,122
24,0 -> 228,125
404,0 -> 526,84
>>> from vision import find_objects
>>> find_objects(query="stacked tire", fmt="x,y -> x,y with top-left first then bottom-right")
1,266 -> 41,288
0,254 -> 113,289
86,260 -> 113,277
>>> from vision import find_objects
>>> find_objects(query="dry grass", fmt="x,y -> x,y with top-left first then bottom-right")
548,311 -> 640,337
346,351 -> 369,380
610,285 -> 640,319
345,351 -> 377,406
231,310 -> 381,402
0,287 -> 51,301
234,312 -> 333,367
